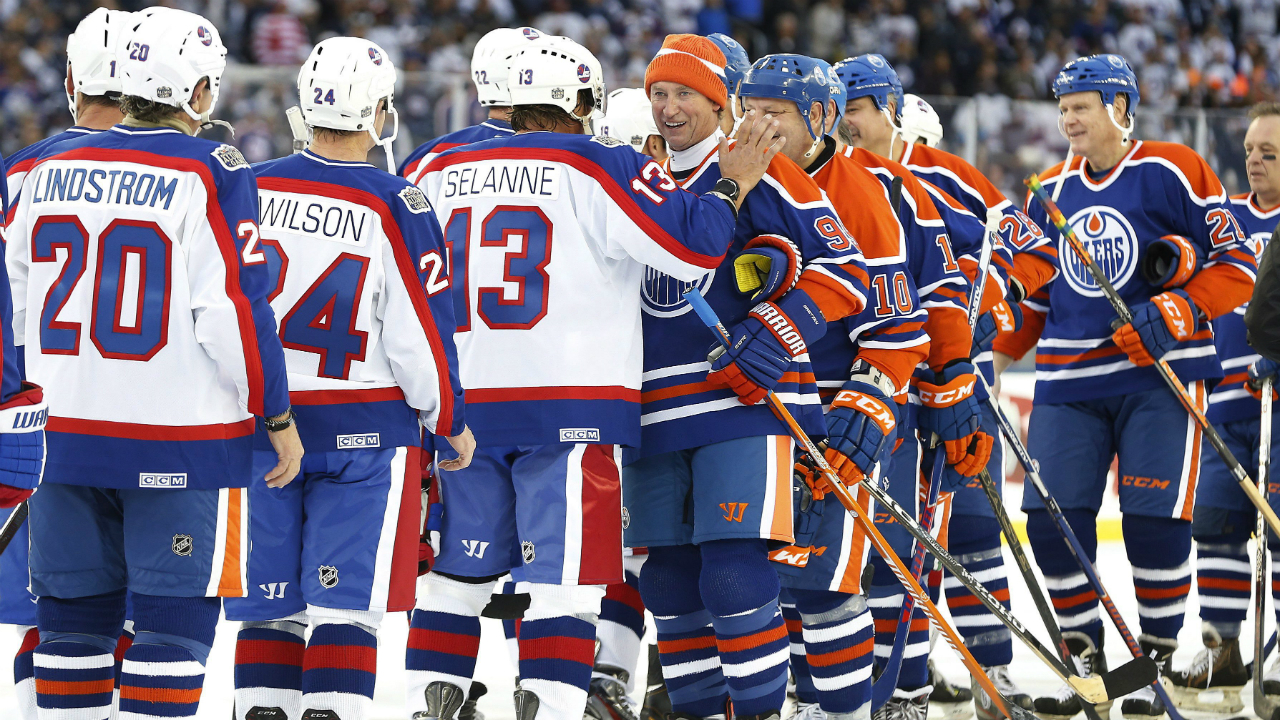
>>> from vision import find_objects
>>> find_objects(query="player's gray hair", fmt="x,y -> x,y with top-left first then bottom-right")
1250,102 -> 1280,120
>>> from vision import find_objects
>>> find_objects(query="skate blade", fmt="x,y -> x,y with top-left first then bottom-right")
1165,683 -> 1244,714
928,701 -> 975,720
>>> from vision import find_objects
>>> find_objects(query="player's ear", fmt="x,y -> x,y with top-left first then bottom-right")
189,78 -> 210,109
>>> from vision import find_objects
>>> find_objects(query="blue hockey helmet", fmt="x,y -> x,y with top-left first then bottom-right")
707,33 -> 751,99
739,54 -> 833,153
814,58 -> 846,128
833,54 -> 903,122
1052,54 -> 1140,121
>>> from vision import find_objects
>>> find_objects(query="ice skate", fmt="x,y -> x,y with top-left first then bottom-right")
873,686 -> 931,720
1164,625 -> 1246,713
971,665 -> 1033,720
413,681 -> 468,720
585,665 -> 640,720
1264,655 -> 1280,697
787,702 -> 827,720
927,658 -> 974,720
1119,636 -> 1175,720
1034,631 -> 1111,720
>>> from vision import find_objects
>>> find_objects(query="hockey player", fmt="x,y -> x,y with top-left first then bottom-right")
223,38 -> 472,720
0,8 -> 132,719
734,54 -> 933,720
629,35 -> 873,720
598,87 -> 668,163
6,8 -> 303,720
706,33 -> 750,135
1162,101 -> 1280,711
411,36 -> 785,720
1018,54 -> 1256,720
399,26 -> 545,184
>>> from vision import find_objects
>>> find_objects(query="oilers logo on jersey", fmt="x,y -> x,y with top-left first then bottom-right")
1061,205 -> 1139,296
642,268 -> 716,317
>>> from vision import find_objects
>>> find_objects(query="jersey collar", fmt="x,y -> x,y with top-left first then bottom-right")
301,149 -> 375,168
1077,140 -> 1142,192
1247,192 -> 1280,218
669,130 -> 723,174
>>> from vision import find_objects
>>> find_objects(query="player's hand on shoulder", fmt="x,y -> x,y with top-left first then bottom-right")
1247,357 -> 1280,401
718,110 -> 785,201
1111,289 -> 1199,367
916,360 -> 991,477
264,410 -> 304,488
823,371 -> 897,486
708,289 -> 827,405
439,426 -> 475,472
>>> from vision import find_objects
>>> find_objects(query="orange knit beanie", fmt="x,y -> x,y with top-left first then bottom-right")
644,34 -> 729,109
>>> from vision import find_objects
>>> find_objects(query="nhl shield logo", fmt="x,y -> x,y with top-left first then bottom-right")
172,534 -> 193,557
521,541 -> 536,564
621,506 -> 630,530
642,268 -> 715,317
318,565 -> 339,588
1061,205 -> 1138,297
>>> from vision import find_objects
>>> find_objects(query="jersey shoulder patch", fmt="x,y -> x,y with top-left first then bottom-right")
398,185 -> 432,214
591,135 -> 625,148
212,144 -> 249,171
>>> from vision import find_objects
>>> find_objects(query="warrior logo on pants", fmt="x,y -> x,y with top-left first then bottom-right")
318,565 -> 339,588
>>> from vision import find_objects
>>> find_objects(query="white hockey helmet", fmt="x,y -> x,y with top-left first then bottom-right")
472,27 -> 544,107
65,8 -> 135,121
596,88 -> 661,152
899,93 -> 944,147
507,36 -> 606,127
296,37 -> 399,172
119,8 -> 228,128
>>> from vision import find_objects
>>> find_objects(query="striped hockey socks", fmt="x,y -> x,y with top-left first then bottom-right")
234,615 -> 306,720
302,619 -> 378,720
792,589 -> 873,718
945,515 -> 1013,667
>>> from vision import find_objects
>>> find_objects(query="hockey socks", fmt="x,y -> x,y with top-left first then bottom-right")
405,573 -> 492,717
791,589 -> 873,718
945,514 -> 1013,667
34,590 -> 126,720
302,619 -> 378,720
596,561 -> 646,686
1125,514 -> 1192,640
1026,509 -> 1105,644
868,557 -> 930,690
118,594 -> 219,720
234,615 -> 306,720
518,599 -> 599,718
780,596 -> 818,705
15,625 -> 37,720
1195,538 -> 1251,638
642,544 -> 730,717
700,539 -> 789,716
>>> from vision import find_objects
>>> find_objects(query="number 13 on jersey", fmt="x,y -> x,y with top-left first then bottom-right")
444,205 -> 553,332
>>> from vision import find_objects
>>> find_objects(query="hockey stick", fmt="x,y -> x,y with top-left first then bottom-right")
1256,377 -> 1278,720
1026,174 -> 1280,541
871,445 -> 946,709
685,289 -> 1157,712
0,500 -> 28,558
285,106 -> 308,154
973,365 -> 1186,720
875,215 -> 993,708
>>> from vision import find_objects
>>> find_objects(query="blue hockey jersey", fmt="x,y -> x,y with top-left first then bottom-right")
640,132 -> 871,457
1025,140 -> 1257,405
1208,192 -> 1279,424
6,125 -> 290,489
4,127 -> 96,228
400,119 -> 514,185
250,151 -> 465,452
420,130 -> 739,448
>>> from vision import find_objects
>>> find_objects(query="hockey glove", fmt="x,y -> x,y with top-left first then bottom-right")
419,449 -> 442,576
1141,235 -> 1204,290
708,289 -> 827,405
1112,289 -> 1199,367
1247,357 -> 1280,401
971,301 -> 1023,357
733,235 -> 802,302
917,362 -> 992,477
0,383 -> 46,508
823,373 -> 897,487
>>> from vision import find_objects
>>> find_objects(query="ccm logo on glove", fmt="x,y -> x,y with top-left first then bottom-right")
916,376 -> 975,406
833,390 -> 897,433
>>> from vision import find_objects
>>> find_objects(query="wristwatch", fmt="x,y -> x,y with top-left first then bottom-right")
263,408 -> 296,433
707,177 -> 742,217
850,359 -> 897,396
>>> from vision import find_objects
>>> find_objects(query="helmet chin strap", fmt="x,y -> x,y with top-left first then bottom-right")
883,106 -> 904,159
802,104 -> 827,159
182,100 -> 235,138
370,104 -> 400,173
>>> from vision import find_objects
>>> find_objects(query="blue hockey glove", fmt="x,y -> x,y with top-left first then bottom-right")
971,301 -> 1023,357
823,374 -> 897,487
1248,357 -> 1280,401
733,235 -> 802,302
0,383 -> 47,507
917,361 -> 992,477
1112,290 -> 1199,367
709,289 -> 827,405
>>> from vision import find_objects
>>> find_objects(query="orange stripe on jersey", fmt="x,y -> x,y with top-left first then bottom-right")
1011,253 -> 1057,298
1131,141 -> 1226,200
1036,345 -> 1127,366
810,152 -> 906,260
901,143 -> 1009,210
924,305 -> 970,369
640,372 -> 814,404
861,344 -> 928,393
770,436 -> 792,541
992,304 -> 1044,361
218,488 -> 244,597
764,152 -> 827,205
844,147 -> 945,223
796,271 -> 867,322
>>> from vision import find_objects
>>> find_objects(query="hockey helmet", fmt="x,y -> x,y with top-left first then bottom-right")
297,37 -> 399,171
507,37 -> 606,126
706,33 -> 751,121
1053,54 -> 1139,139
899,93 -> 943,147
739,54 -> 832,155
65,8 -> 135,121
472,27 -> 544,107
119,8 -> 228,126
833,54 -> 903,122
596,87 -> 662,152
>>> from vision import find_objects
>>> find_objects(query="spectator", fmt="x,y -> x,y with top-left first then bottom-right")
250,0 -> 311,66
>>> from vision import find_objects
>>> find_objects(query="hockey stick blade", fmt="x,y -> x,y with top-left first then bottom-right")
1066,656 -> 1159,703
